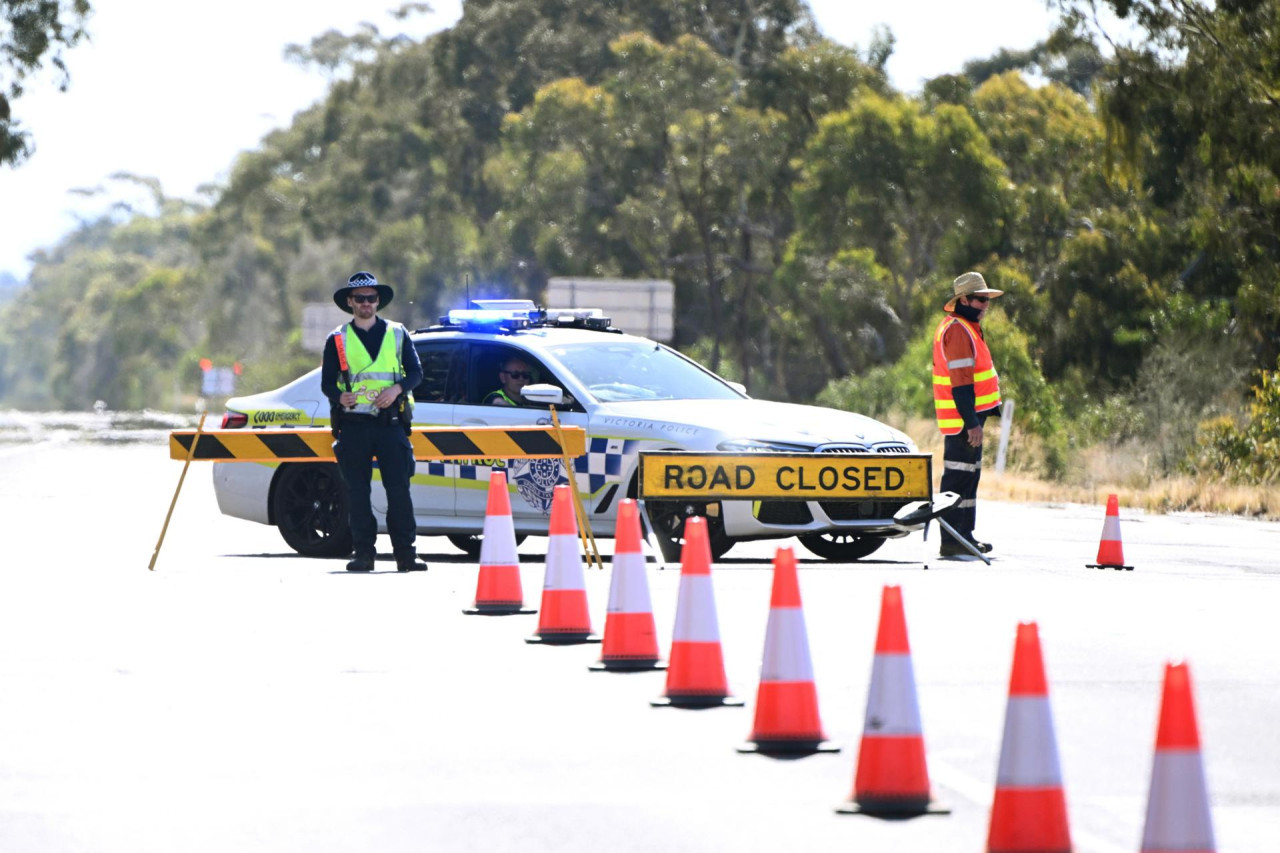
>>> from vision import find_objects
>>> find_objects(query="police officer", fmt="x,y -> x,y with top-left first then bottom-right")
321,271 -> 427,572
932,271 -> 1003,558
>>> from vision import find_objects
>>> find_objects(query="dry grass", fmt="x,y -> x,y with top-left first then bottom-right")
899,418 -> 1280,520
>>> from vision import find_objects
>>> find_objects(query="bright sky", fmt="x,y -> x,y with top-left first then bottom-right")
0,0 -> 1061,279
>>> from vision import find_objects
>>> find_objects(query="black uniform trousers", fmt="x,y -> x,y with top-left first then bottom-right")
938,423 -> 984,546
333,416 -> 417,561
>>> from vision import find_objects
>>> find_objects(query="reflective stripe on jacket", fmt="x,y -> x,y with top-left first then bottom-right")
932,314 -> 1001,435
340,322 -> 409,415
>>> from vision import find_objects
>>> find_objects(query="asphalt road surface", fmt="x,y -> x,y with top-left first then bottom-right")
1,439 -> 1277,852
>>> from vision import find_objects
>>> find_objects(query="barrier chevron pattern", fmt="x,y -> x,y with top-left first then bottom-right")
169,426 -> 587,462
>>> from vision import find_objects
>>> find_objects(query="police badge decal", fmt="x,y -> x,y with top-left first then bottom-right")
509,457 -> 568,513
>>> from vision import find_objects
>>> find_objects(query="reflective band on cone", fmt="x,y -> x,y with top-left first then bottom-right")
591,499 -> 665,671
651,517 -> 743,708
464,471 -> 536,615
739,547 -> 838,754
838,585 -> 948,815
987,622 -> 1072,853
526,485 -> 599,645
1086,493 -> 1133,570
1141,661 -> 1216,853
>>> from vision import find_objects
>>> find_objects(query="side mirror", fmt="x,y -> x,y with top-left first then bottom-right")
726,380 -> 747,395
521,383 -> 564,406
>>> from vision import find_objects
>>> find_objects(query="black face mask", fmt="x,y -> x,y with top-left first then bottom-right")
955,301 -> 984,323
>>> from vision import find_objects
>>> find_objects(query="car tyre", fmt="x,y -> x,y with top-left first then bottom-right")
447,532 -> 528,559
644,499 -> 734,562
272,463 -> 353,557
798,532 -> 886,562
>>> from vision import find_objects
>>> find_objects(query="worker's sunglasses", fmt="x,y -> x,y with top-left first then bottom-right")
502,370 -> 533,380
349,293 -> 380,304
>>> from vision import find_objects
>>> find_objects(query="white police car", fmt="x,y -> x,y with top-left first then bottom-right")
213,302 -> 921,561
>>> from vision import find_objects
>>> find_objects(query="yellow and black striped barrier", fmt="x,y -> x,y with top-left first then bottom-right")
169,425 -> 587,462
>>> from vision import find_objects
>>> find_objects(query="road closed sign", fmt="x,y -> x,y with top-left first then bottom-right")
639,452 -> 932,501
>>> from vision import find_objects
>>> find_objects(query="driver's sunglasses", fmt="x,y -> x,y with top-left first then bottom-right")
349,293 -> 380,304
503,370 -> 533,380
968,296 -> 990,304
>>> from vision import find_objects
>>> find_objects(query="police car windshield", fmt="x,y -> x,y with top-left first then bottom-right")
549,341 -> 743,402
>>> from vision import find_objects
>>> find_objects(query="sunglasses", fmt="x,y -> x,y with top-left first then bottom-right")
349,293 -> 380,304
502,370 -> 533,380
967,296 -> 990,304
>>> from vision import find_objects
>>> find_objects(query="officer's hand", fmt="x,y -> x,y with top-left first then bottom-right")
339,391 -> 358,407
373,385 -> 401,409
967,425 -> 983,448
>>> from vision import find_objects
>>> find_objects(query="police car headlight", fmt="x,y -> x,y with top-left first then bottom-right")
717,439 -> 813,453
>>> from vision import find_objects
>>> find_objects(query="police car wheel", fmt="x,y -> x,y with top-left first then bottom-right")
645,500 -> 733,562
797,532 -> 886,562
272,463 -> 354,557
447,533 -> 528,559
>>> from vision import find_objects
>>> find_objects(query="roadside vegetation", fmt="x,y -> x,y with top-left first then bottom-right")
1,0 -> 1276,514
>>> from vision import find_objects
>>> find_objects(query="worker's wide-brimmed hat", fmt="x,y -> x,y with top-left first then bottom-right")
333,271 -> 394,313
944,271 -> 1004,312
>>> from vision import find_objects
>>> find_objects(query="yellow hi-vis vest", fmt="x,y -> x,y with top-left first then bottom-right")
339,322 -> 412,416
932,315 -> 1001,435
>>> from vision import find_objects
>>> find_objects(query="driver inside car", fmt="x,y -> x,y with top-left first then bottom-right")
484,356 -> 536,406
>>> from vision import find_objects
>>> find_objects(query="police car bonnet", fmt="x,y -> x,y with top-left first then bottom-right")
333,271 -> 394,313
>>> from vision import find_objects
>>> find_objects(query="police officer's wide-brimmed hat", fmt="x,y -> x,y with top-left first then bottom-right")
944,271 -> 1004,312
333,271 -> 394,313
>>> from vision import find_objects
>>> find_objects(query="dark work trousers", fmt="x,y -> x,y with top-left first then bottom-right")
939,427 -> 984,546
333,417 -> 417,560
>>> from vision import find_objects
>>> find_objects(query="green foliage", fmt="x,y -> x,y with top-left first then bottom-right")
1189,357 -> 1280,484
1,0 -> 90,165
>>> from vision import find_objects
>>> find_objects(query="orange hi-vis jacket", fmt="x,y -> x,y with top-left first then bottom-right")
932,314 -> 1001,435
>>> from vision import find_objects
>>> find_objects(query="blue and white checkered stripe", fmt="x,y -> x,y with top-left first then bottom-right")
424,437 -> 641,495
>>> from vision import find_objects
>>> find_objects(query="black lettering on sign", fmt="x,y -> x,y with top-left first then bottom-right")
777,466 -> 795,490
687,466 -> 707,489
664,466 -> 684,489
842,466 -> 861,490
709,465 -> 732,489
865,467 -> 881,491
819,466 -> 838,490
886,467 -> 904,491
796,466 -> 816,491
735,466 -> 756,489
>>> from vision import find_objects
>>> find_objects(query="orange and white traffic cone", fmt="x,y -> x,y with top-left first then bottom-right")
590,499 -> 665,672
838,585 -> 948,815
1141,661 -> 1216,853
651,517 -> 743,708
738,547 -> 838,754
987,622 -> 1072,853
463,471 -> 536,615
1086,493 -> 1133,570
526,484 -> 599,645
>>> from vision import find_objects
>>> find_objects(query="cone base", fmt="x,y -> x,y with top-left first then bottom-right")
1086,563 -> 1134,570
525,632 -> 601,645
737,739 -> 841,755
651,694 -> 745,708
463,604 -> 538,615
589,658 -> 667,672
836,797 -> 950,817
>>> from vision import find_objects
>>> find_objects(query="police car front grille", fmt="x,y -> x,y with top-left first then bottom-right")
754,501 -> 814,525
820,499 -> 911,521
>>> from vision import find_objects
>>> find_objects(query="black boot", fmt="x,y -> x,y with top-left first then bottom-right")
396,554 -> 428,572
346,555 -> 375,572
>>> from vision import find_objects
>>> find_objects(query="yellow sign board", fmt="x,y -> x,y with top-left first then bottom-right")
639,452 -> 932,501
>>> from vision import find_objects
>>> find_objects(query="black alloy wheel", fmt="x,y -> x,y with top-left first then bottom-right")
797,532 -> 886,561
644,499 -> 734,563
272,463 -> 353,557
